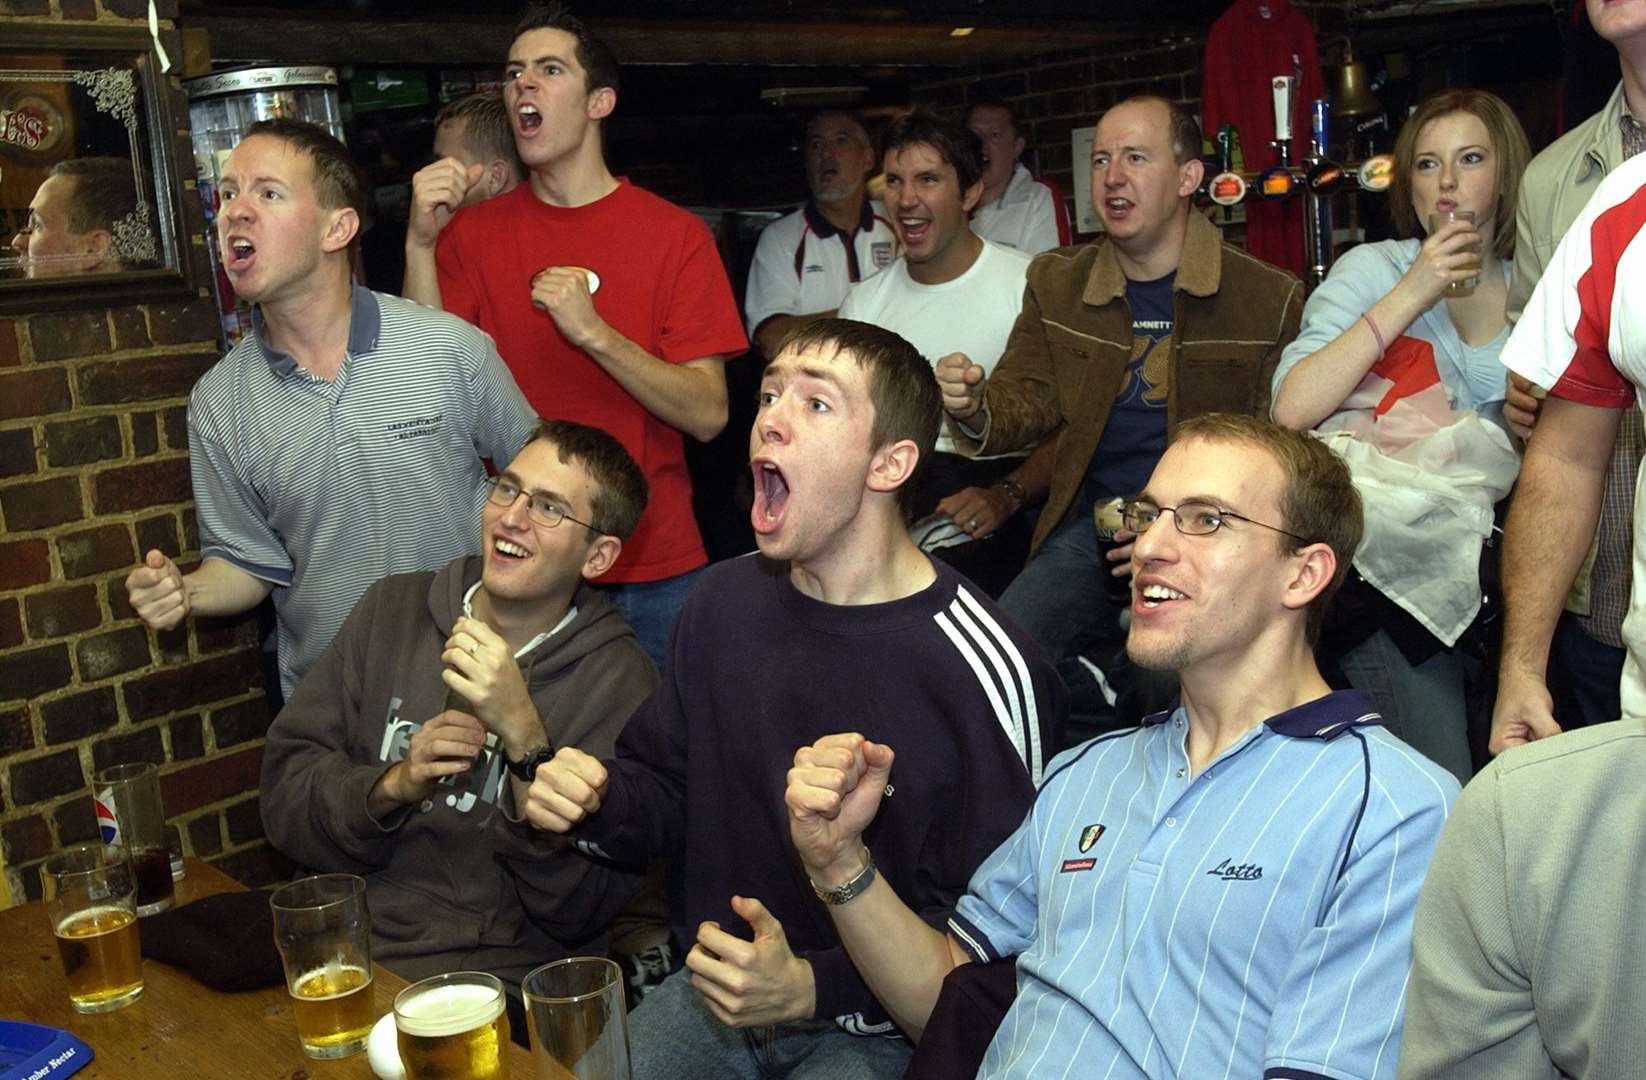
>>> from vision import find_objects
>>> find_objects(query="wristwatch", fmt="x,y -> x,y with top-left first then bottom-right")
810,849 -> 877,906
994,477 -> 1026,509
506,743 -> 555,782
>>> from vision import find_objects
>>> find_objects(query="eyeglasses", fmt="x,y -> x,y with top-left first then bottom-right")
1122,499 -> 1310,544
484,476 -> 599,533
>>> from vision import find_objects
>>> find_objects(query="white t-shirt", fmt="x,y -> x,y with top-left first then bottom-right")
970,163 -> 1071,256
1500,150 -> 1646,717
840,239 -> 1033,455
743,202 -> 897,338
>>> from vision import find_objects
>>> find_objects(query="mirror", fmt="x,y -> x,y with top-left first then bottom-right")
0,24 -> 197,313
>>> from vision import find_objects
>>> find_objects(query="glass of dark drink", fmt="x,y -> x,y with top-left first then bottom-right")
93,763 -> 176,916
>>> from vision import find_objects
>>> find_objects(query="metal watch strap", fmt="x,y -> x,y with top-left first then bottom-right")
811,849 -> 877,906
507,744 -> 554,782
994,477 -> 1027,507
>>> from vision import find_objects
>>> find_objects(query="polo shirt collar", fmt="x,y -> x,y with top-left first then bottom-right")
803,196 -> 875,240
1081,210 -> 1222,307
1140,688 -> 1383,741
252,282 -> 381,377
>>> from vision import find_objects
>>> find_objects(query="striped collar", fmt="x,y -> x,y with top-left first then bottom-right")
252,282 -> 382,377
802,195 -> 876,240
1140,689 -> 1383,741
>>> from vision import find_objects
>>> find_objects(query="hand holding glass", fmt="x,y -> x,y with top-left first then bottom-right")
1428,208 -> 1481,297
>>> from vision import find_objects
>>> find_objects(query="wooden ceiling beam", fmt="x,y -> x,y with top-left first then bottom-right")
191,13 -> 1134,68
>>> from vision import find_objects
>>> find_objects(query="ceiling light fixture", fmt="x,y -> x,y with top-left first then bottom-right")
949,27 -> 976,37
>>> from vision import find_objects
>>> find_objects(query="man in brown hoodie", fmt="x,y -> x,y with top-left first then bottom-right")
260,419 -> 655,989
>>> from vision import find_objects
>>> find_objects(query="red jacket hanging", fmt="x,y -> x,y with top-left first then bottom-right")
1201,0 -> 1326,275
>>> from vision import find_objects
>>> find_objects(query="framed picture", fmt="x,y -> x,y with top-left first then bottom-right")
0,23 -> 198,314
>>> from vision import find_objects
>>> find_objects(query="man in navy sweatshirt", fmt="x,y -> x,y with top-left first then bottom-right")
524,318 -> 1065,1078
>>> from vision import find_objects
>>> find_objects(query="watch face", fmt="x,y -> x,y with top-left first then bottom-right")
513,746 -> 554,780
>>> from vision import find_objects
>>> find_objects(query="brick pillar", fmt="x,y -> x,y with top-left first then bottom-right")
0,0 -> 290,904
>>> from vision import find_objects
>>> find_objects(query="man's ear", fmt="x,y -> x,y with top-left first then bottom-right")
1012,134 -> 1026,161
586,86 -> 616,122
1177,156 -> 1206,199
961,178 -> 986,214
866,438 -> 920,497
486,158 -> 511,197
321,206 -> 360,253
1279,542 -> 1337,614
79,229 -> 114,268
580,534 -> 623,580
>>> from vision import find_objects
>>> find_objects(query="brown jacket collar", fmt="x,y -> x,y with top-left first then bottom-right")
1080,210 -> 1223,307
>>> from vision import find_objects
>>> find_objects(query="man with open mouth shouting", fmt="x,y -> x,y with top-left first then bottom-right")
744,111 -> 896,361
404,2 -> 747,673
124,119 -> 537,705
523,319 -> 1065,1079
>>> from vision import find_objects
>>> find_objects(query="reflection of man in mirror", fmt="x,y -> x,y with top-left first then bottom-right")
7,156 -> 138,278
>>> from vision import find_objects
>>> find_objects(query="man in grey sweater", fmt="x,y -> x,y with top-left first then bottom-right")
260,419 -> 655,986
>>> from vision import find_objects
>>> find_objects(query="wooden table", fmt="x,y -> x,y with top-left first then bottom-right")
0,859 -> 535,1078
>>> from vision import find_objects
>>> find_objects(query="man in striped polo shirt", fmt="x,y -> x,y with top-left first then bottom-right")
789,413 -> 1459,1079
125,119 -> 537,702
521,320 -> 1065,1079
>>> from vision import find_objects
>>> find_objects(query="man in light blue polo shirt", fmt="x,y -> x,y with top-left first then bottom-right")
125,119 -> 537,700
787,413 -> 1460,1078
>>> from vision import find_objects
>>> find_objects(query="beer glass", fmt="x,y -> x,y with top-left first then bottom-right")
270,874 -> 375,1059
1428,209 -> 1481,297
93,762 -> 176,915
523,958 -> 631,1080
394,971 -> 511,1080
42,842 -> 145,1013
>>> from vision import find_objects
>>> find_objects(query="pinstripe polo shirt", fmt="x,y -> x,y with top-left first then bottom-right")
950,690 -> 1458,1080
188,284 -> 538,696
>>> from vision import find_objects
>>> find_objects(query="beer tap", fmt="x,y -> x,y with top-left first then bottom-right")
1301,99 -> 1338,289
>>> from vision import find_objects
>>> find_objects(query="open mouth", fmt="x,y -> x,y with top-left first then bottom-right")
1138,583 -> 1187,610
223,236 -> 255,272
518,104 -> 542,134
899,217 -> 932,246
492,537 -> 531,561
1104,197 -> 1133,221
750,460 -> 790,534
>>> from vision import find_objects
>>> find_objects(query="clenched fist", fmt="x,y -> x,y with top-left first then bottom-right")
125,549 -> 188,631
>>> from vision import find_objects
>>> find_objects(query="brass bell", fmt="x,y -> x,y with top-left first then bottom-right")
1332,43 -> 1381,119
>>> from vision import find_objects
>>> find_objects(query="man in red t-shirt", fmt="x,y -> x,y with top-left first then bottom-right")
404,2 -> 748,668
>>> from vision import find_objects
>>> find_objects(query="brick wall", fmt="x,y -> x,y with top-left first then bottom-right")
914,2 -> 1353,236
0,0 -> 287,904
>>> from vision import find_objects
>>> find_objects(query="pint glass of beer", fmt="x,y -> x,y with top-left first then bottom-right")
394,971 -> 512,1080
523,957 -> 631,1080
270,874 -> 375,1059
93,762 -> 175,915
1428,209 -> 1481,297
42,842 -> 145,1013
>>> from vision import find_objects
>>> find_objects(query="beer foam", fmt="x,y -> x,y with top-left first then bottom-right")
395,982 -> 503,1037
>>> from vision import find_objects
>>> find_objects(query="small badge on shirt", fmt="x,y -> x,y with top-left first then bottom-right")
1060,858 -> 1097,874
871,241 -> 894,269
1079,823 -> 1105,852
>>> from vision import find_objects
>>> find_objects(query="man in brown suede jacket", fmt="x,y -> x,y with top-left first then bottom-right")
938,94 -> 1303,741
